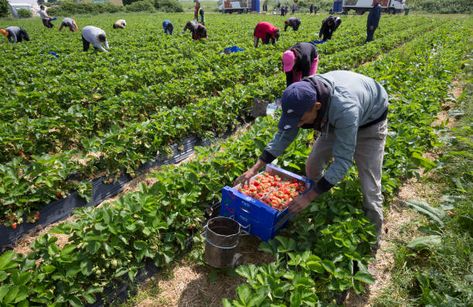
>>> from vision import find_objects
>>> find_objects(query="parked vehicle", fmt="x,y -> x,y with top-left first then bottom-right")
218,0 -> 258,13
332,0 -> 408,15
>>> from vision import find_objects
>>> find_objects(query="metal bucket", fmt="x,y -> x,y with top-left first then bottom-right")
204,216 -> 241,268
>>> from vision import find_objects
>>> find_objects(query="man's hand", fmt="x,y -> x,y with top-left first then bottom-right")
288,189 -> 318,214
234,169 -> 257,187
234,159 -> 266,187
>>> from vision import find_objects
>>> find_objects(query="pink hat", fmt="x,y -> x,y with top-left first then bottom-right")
282,50 -> 296,72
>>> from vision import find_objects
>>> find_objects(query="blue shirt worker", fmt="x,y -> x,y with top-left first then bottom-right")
235,70 -> 389,250
82,26 -> 109,52
367,0 -> 382,42
163,20 -> 174,35
0,26 -> 30,43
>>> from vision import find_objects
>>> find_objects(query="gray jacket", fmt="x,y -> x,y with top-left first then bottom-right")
264,70 -> 388,193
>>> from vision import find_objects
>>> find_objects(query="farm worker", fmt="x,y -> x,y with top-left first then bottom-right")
253,22 -> 280,48
262,0 -> 268,12
319,15 -> 341,41
199,8 -> 205,25
194,0 -> 200,20
282,42 -> 319,87
59,17 -> 78,32
82,26 -> 109,52
309,3 -> 315,14
235,70 -> 389,248
182,21 -> 207,40
0,26 -> 30,43
284,17 -> 301,32
38,5 -> 56,29
367,0 -> 382,42
163,20 -> 174,35
113,19 -> 127,29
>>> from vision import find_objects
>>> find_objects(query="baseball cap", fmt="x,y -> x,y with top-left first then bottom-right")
278,81 -> 317,131
282,50 -> 296,72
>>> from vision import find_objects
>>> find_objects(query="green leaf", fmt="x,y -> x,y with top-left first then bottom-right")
236,285 -> 251,304
404,200 -> 446,226
321,260 -> 336,274
82,293 -> 96,304
0,286 -> 10,302
42,264 -> 56,274
353,271 -> 375,284
407,235 -> 442,251
133,240 -> 147,251
0,251 -> 17,271
3,285 -> 19,304
68,296 -> 83,307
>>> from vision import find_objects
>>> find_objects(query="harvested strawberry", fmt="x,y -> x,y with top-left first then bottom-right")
238,171 -> 306,211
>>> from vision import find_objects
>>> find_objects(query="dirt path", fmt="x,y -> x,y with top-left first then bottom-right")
127,236 -> 274,307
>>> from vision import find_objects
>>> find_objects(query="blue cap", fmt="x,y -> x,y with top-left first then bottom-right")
278,81 -> 317,131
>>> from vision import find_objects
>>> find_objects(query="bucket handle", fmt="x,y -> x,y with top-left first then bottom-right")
228,215 -> 251,236
201,216 -> 251,238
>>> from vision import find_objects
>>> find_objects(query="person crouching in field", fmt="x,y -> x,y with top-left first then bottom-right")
113,19 -> 127,29
253,22 -> 280,47
284,17 -> 301,31
182,21 -> 207,40
59,18 -> 78,32
319,15 -> 341,41
282,42 -> 319,87
0,26 -> 30,43
82,26 -> 109,52
235,70 -> 389,251
163,20 -> 174,35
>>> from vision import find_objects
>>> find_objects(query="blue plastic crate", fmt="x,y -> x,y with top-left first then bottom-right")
220,164 -> 313,241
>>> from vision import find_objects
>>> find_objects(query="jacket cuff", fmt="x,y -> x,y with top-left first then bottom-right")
313,177 -> 334,195
259,150 -> 277,164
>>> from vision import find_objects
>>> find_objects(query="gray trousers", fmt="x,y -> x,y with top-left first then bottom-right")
306,120 -> 388,239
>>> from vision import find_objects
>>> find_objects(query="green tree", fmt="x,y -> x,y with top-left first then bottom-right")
0,0 -> 9,18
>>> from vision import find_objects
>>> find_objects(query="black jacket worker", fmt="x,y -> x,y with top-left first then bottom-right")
367,0 -> 382,42
284,17 -> 301,32
319,15 -> 341,41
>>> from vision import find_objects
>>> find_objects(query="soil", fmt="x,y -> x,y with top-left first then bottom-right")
130,236 -> 274,307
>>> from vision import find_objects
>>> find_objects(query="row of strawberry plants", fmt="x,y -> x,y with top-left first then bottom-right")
223,18 -> 473,305
0,18 -> 470,306
0,17 -> 437,227
0,15 -> 429,164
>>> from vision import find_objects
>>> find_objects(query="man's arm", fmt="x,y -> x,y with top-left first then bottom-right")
234,128 -> 299,185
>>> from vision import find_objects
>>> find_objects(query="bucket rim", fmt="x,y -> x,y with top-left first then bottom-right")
206,216 -> 240,239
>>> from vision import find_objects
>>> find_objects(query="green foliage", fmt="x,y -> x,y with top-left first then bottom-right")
47,2 -> 122,16
409,0 -> 473,13
153,0 -> 183,12
16,8 -> 32,18
376,51 -> 473,306
125,0 -> 155,12
0,0 -> 9,17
